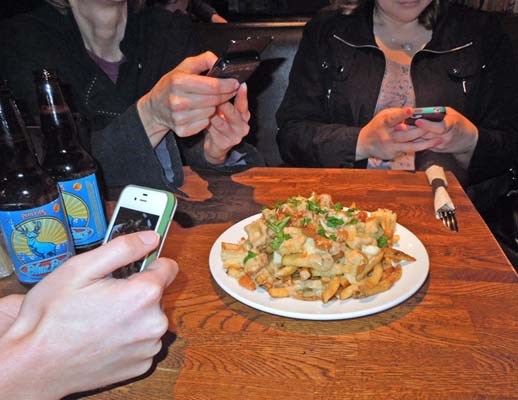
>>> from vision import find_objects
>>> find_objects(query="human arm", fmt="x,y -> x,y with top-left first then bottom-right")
356,107 -> 442,161
0,231 -> 178,400
0,294 -> 24,337
276,18 -> 361,168
276,18 -> 439,167
417,17 -> 518,185
210,13 -> 228,23
190,0 -> 227,23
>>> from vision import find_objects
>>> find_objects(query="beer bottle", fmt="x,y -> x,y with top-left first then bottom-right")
34,69 -> 107,252
0,81 -> 75,286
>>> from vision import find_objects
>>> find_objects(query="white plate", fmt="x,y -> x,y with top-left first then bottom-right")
209,214 -> 429,320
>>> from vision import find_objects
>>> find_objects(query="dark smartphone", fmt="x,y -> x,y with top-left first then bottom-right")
207,36 -> 273,83
405,106 -> 446,125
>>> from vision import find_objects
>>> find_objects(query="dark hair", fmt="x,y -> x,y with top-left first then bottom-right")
418,0 -> 441,30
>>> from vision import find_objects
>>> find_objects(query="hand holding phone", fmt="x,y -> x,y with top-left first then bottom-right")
207,36 -> 273,83
405,106 -> 446,125
103,185 -> 177,278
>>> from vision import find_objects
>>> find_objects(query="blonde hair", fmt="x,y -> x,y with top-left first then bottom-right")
46,0 -> 146,14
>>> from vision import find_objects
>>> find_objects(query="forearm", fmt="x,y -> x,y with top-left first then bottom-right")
89,104 -> 173,189
191,0 -> 217,22
0,330 -> 64,400
277,119 -> 360,167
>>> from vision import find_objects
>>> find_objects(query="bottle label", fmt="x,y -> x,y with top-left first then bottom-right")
59,173 -> 107,248
0,198 -> 75,284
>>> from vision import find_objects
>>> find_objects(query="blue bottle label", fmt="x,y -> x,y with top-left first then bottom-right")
59,173 -> 107,248
0,197 -> 75,284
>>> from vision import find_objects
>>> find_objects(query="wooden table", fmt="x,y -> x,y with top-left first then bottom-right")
2,167 -> 517,399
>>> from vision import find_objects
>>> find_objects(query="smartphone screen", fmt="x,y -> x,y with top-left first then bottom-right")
104,185 -> 176,279
107,207 -> 160,278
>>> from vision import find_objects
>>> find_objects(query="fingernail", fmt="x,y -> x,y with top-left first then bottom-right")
138,230 -> 158,245
241,82 -> 247,90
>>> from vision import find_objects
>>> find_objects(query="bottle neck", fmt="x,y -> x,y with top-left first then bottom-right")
36,81 -> 82,152
0,95 -> 41,172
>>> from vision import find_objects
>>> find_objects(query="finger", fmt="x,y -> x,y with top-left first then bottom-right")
382,107 -> 413,127
132,257 -> 179,290
391,127 -> 427,143
234,83 -> 249,116
174,117 -> 212,137
216,100 -> 250,127
414,118 -> 446,134
209,112 -> 232,135
64,231 -> 160,284
175,51 -> 219,75
170,73 -> 240,97
398,138 -> 442,153
168,91 -> 236,112
210,107 -> 250,142
169,106 -> 216,127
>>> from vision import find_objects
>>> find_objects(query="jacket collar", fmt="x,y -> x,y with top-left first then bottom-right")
330,0 -> 474,53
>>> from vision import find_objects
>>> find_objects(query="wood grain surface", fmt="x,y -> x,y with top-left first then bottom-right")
2,167 -> 517,400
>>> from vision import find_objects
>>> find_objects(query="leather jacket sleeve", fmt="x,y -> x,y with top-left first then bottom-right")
275,18 -> 362,168
467,20 -> 518,186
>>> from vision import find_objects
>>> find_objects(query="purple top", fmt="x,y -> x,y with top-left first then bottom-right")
88,51 -> 125,83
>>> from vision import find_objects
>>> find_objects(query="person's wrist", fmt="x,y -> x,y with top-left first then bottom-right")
137,94 -> 169,148
203,134 -> 228,165
204,149 -> 227,165
355,128 -> 369,160
0,330 -> 67,400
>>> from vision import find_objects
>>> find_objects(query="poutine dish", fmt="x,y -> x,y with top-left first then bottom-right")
220,193 -> 416,303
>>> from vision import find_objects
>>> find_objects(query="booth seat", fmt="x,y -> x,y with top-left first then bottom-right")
197,15 -> 518,166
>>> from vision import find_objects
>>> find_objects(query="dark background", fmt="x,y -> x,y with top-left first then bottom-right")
0,0 -> 331,20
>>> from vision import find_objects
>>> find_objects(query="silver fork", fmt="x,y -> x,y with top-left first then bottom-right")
437,206 -> 459,232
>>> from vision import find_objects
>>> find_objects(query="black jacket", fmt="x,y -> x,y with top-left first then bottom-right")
276,2 -> 518,209
0,4 -> 262,192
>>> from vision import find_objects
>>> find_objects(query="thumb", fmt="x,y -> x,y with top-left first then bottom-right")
176,51 -> 219,75
63,231 -> 160,285
382,107 -> 413,127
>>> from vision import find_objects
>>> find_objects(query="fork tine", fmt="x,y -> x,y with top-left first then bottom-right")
439,211 -> 450,230
448,210 -> 459,232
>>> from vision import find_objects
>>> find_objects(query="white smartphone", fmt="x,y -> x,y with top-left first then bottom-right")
103,185 -> 177,278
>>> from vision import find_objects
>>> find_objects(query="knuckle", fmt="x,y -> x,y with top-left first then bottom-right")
174,124 -> 189,137
151,314 -> 170,338
135,359 -> 154,377
112,236 -> 135,257
168,96 -> 185,112
143,282 -> 163,304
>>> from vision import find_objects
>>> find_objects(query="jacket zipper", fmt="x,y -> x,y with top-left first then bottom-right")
332,34 -> 475,96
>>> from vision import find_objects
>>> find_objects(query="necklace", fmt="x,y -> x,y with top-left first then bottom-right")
389,37 -> 414,52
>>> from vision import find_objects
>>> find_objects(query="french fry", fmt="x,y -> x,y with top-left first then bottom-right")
365,263 -> 383,288
238,275 -> 256,291
356,249 -> 384,280
355,265 -> 402,298
221,194 -> 415,304
339,284 -> 359,300
385,248 -> 416,263
269,287 -> 290,298
322,277 -> 341,303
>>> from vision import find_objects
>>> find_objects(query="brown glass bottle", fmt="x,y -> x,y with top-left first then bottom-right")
34,69 -> 107,253
0,81 -> 75,286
